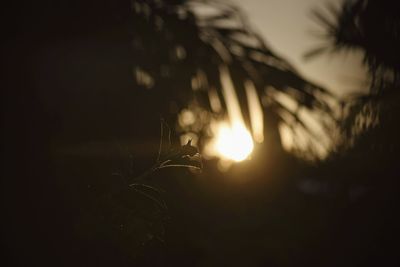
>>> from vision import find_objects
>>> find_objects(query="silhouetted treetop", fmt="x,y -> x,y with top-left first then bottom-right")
131,0 -> 342,160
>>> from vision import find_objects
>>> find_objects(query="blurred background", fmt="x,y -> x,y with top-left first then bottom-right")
3,0 -> 400,266
231,0 -> 369,96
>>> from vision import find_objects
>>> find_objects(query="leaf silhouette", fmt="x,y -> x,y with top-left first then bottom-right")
131,0 -> 343,160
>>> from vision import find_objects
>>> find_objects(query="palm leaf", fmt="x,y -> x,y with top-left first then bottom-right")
131,0 -> 342,160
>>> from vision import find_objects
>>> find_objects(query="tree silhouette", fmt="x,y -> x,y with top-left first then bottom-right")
306,0 -> 400,152
299,3 -> 400,265
131,0 -> 342,160
4,1 -> 400,266
306,0 -> 400,90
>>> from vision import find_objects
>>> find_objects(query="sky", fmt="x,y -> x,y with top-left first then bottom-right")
230,0 -> 368,97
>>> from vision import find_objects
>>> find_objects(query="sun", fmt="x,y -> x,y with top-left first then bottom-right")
214,123 -> 254,162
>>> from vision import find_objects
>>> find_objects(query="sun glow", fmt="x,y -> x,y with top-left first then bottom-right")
199,65 -> 263,164
205,65 -> 259,162
214,122 -> 254,162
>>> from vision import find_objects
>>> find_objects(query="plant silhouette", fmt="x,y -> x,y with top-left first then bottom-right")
306,0 -> 400,90
4,0 -> 400,266
131,0 -> 342,160
306,0 -> 400,153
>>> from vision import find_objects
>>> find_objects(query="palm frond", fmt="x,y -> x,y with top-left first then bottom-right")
131,0 -> 342,160
306,0 -> 400,89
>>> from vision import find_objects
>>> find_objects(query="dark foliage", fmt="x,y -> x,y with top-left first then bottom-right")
130,0 -> 341,159
2,0 -> 400,266
306,0 -> 400,90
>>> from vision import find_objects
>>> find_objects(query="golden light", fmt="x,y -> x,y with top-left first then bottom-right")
201,65 -> 264,164
214,122 -> 254,162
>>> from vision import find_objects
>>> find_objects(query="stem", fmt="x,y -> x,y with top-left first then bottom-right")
132,162 -> 160,182
158,164 -> 201,170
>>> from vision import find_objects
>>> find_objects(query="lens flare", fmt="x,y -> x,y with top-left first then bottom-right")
201,65 -> 263,164
214,123 -> 254,162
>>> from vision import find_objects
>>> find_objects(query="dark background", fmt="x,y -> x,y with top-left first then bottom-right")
2,1 -> 400,266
